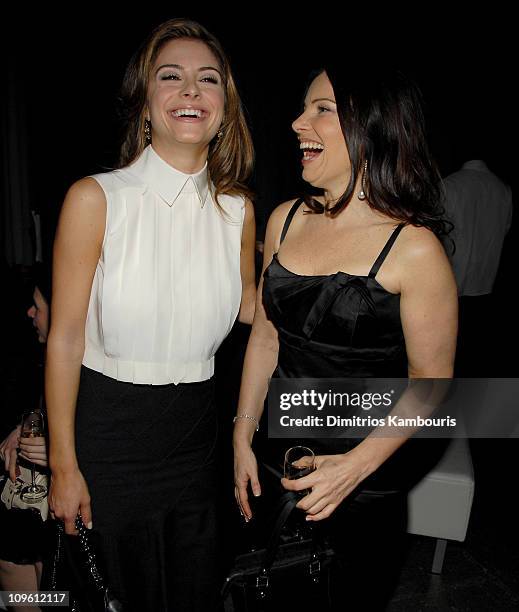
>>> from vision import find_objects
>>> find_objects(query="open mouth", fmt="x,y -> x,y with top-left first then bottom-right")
300,140 -> 324,162
170,108 -> 208,121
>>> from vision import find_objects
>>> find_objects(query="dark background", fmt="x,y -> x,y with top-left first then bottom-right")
1,10 -> 518,605
2,4 -> 517,469
3,10 -> 516,246
4,10 -> 515,367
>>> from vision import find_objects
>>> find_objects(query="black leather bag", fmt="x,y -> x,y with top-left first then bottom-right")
45,516 -> 123,612
221,467 -> 335,612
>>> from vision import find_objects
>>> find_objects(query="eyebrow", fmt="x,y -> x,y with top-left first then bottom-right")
311,97 -> 336,105
155,63 -> 222,78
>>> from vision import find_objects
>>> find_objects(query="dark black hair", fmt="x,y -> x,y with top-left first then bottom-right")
303,65 -> 450,237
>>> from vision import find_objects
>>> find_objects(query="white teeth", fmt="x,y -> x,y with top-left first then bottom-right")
172,109 -> 203,117
299,141 -> 324,150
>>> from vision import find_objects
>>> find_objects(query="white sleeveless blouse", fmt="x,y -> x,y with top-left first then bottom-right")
82,145 -> 245,385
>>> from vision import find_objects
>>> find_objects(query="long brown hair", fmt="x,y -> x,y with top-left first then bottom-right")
118,18 -> 254,205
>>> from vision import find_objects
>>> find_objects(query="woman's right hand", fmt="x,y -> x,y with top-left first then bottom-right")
49,469 -> 92,535
233,442 -> 261,521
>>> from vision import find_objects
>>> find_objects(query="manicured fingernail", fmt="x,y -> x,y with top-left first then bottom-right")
253,491 -> 260,497
87,522 -> 93,529
305,516 -> 311,521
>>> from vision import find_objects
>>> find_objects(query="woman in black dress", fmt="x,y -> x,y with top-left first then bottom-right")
46,18 -> 256,611
233,66 -> 457,609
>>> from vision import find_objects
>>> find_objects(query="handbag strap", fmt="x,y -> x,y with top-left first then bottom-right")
260,490 -> 302,574
259,463 -> 330,577
47,520 -> 65,591
74,516 -> 106,592
49,518 -> 106,591
47,521 -> 82,611
48,518 -> 123,611
259,462 -> 309,573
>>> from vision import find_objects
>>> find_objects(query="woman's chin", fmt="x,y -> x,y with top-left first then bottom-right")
159,130 -> 213,148
301,167 -> 315,185
173,136 -> 210,147
301,169 -> 324,189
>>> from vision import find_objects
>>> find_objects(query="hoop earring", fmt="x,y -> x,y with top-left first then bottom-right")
358,160 -> 368,200
144,119 -> 152,143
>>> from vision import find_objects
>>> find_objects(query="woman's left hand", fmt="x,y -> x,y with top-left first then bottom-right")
281,451 -> 372,521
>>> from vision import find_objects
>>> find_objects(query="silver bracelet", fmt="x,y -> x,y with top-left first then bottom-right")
233,414 -> 259,432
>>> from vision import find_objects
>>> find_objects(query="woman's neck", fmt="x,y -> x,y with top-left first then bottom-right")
151,140 -> 208,174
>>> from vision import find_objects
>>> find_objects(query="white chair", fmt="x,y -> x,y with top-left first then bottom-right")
407,438 -> 475,573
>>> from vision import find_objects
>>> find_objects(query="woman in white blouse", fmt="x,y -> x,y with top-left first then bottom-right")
45,18 -> 255,611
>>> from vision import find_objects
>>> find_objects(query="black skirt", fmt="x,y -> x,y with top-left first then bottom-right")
75,366 -> 218,611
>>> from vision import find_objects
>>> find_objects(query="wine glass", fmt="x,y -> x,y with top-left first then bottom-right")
20,411 -> 47,503
284,446 -> 315,495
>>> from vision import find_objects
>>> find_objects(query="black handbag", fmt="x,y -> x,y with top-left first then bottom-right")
45,516 -> 123,612
221,467 -> 335,612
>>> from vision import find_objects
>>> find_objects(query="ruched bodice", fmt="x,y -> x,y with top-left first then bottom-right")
263,200 -> 407,379
260,199 -> 441,489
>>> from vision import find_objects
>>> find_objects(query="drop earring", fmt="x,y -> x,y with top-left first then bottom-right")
144,119 -> 152,143
217,128 -> 223,140
358,160 -> 368,200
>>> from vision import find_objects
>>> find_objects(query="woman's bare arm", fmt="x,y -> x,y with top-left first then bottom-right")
46,177 -> 105,533
349,226 -> 458,471
233,200 -> 296,518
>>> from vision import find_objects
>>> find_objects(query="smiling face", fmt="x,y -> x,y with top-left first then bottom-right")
292,72 -> 351,198
146,38 -> 225,155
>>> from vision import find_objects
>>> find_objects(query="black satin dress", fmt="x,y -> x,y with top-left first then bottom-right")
261,199 -> 441,610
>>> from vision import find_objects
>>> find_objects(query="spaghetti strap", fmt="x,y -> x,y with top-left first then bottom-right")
368,224 -> 405,279
279,199 -> 303,244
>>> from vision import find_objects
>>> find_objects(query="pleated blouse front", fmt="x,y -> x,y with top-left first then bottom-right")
82,145 -> 245,385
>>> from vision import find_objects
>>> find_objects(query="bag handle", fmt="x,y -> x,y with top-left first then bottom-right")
74,516 -> 106,592
260,490 -> 301,573
47,519 -> 64,592
258,463 -> 328,575
48,517 -> 124,611
259,463 -> 312,574
48,518 -> 104,604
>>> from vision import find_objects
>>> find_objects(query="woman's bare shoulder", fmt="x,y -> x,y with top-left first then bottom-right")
59,177 -> 107,224
396,224 -> 446,262
269,198 -> 301,223
264,199 -> 301,246
56,178 -> 107,246
64,177 -> 106,206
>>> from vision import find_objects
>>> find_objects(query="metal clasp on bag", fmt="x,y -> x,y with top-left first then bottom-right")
309,554 -> 321,583
256,571 -> 269,589
256,569 -> 269,599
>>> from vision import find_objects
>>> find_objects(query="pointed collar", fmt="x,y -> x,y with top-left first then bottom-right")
128,145 -> 209,208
